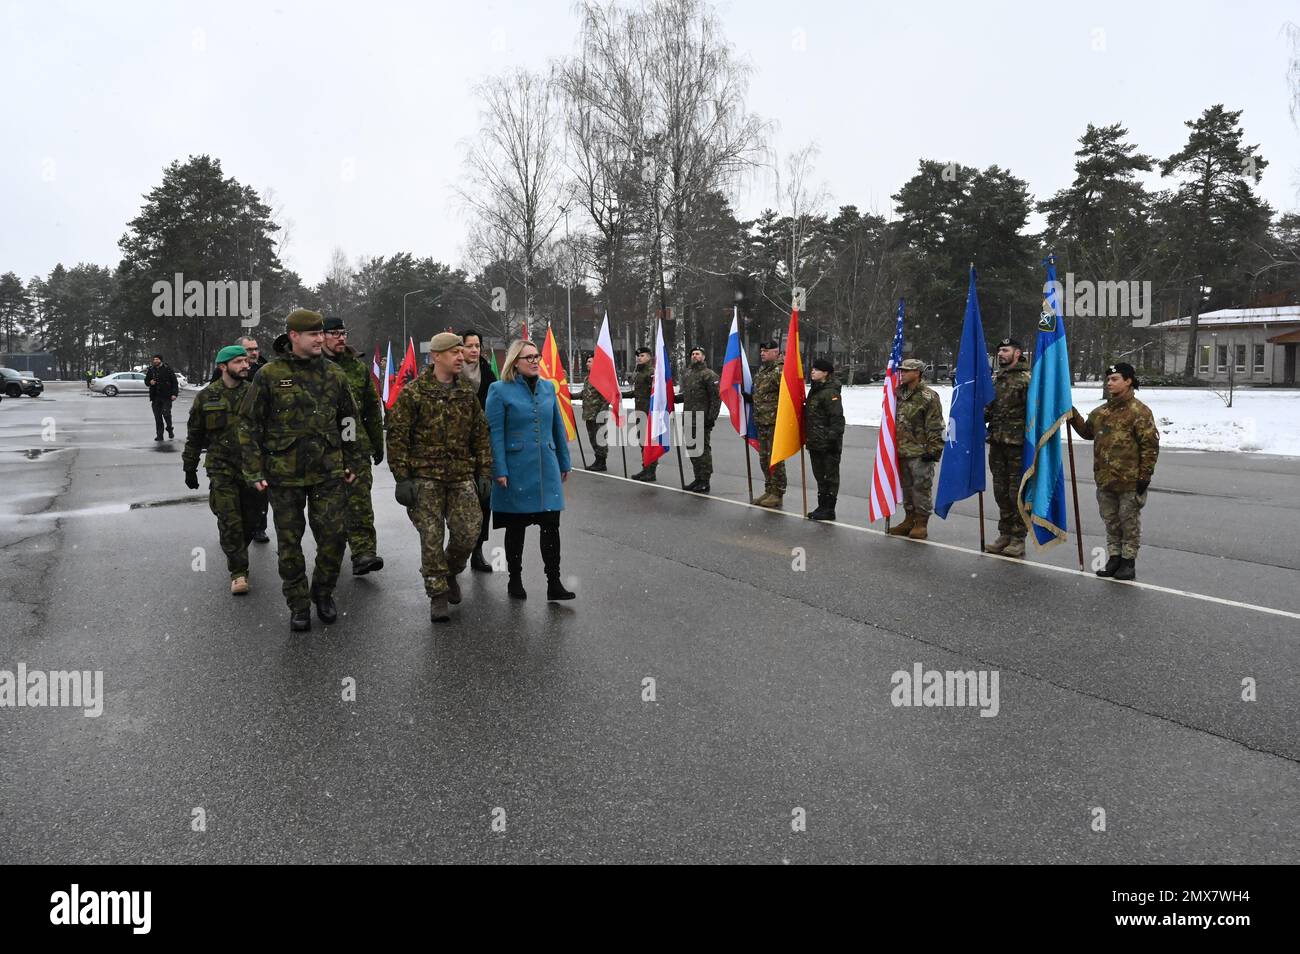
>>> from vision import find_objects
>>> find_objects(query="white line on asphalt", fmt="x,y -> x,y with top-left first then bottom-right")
574,469 -> 1300,623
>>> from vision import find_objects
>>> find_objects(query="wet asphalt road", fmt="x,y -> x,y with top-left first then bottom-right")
1,383 -> 1297,863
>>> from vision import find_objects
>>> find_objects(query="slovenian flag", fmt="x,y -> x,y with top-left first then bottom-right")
643,319 -> 673,467
719,307 -> 759,451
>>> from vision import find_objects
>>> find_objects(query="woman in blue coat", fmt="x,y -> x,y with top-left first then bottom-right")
485,338 -> 576,601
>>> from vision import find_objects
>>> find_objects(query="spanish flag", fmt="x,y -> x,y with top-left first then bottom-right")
539,324 -> 578,441
769,308 -> 805,471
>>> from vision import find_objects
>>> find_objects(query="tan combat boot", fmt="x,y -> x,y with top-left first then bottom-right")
756,493 -> 783,509
887,513 -> 915,536
985,535 -> 1011,554
908,514 -> 930,540
230,576 -> 249,595
1002,537 -> 1026,558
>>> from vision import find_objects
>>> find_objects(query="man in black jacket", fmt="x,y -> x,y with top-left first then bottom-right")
459,328 -> 498,572
144,353 -> 179,441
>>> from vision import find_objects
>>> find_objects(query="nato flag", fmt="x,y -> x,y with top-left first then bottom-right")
935,267 -> 996,519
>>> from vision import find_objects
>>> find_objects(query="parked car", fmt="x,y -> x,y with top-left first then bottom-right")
90,371 -> 149,396
0,366 -> 44,397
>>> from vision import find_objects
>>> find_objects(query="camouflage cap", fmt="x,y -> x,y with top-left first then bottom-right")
286,308 -> 324,332
900,358 -> 926,371
429,332 -> 463,353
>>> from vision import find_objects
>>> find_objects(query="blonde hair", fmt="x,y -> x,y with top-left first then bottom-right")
499,338 -> 541,382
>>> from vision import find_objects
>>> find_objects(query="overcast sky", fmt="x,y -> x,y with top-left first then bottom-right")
3,0 -> 1297,285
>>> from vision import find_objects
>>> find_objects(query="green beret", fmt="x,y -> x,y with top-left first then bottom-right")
286,308 -> 324,332
429,332 -> 463,353
215,345 -> 247,365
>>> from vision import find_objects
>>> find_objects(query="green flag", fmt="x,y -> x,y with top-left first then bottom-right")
488,349 -> 499,378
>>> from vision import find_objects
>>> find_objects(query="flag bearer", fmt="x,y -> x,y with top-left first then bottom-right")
805,358 -> 845,520
887,358 -> 945,539
984,337 -> 1031,558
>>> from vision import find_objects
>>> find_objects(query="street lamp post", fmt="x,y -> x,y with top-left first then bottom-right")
402,289 -> 427,346
561,205 -> 574,376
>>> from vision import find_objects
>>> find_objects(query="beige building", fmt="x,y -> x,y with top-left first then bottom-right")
1153,306 -> 1300,386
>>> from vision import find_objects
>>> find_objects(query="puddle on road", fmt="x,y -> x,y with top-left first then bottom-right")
3,494 -> 206,521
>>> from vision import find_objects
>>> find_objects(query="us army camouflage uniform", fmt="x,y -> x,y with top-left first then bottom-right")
805,376 -> 846,497
183,377 -> 264,580
985,356 -> 1030,540
239,349 -> 362,611
633,359 -> 657,475
386,368 -> 492,598
752,359 -> 786,497
326,345 -> 385,563
1073,393 -> 1160,559
681,362 -> 721,482
895,380 -> 945,517
580,380 -> 610,465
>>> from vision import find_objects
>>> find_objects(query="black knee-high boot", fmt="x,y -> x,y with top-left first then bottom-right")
505,526 -> 527,599
539,525 -> 575,601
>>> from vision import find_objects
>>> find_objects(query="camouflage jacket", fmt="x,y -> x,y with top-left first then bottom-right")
895,381 -> 945,459
633,361 -> 654,414
804,378 -> 845,452
238,353 -> 363,487
385,367 -> 492,482
985,357 -> 1030,446
183,378 -> 250,477
681,364 -> 720,425
752,359 -> 782,428
580,380 -> 609,424
1074,394 -> 1159,492
326,346 -> 384,456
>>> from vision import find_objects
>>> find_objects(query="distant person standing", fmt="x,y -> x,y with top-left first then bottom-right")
984,337 -> 1031,558
237,335 -> 270,542
887,358 -> 945,540
580,354 -> 610,472
751,339 -> 786,508
459,328 -> 498,573
804,358 -> 845,520
144,353 -> 179,441
681,346 -> 720,493
629,347 -> 657,482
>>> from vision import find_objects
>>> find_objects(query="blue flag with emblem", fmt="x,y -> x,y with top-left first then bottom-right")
1017,255 -> 1073,547
935,267 -> 995,519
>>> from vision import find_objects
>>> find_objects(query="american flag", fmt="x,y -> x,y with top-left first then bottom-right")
868,299 -> 907,522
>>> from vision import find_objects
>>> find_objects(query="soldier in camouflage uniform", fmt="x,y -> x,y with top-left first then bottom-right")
183,344 -> 266,595
630,347 -> 658,481
239,309 -> 363,631
984,337 -> 1030,557
322,317 -> 386,576
751,339 -> 787,507
805,357 -> 845,520
581,355 -> 610,472
681,347 -> 721,493
887,357 -> 946,540
386,332 -> 493,623
1068,362 -> 1159,581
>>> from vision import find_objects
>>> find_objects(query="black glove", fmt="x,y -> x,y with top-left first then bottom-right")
921,452 -> 941,464
475,476 -> 493,502
394,479 -> 417,508
372,447 -> 384,466
184,469 -> 200,490
1135,479 -> 1149,495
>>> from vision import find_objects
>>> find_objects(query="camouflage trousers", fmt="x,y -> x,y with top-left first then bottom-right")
342,459 -> 377,560
1096,487 -> 1146,559
810,449 -> 840,497
899,456 -> 935,517
207,471 -> 264,579
585,420 -> 608,463
686,419 -> 714,482
988,442 -> 1027,540
268,479 -> 347,611
757,426 -> 787,497
407,478 -> 480,597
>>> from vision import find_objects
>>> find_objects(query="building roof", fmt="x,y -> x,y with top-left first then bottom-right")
1267,327 -> 1300,344
1151,306 -> 1300,329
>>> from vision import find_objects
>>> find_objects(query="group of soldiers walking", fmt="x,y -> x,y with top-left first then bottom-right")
574,334 -> 1161,579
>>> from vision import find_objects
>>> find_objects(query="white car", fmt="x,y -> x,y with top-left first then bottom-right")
90,371 -> 149,396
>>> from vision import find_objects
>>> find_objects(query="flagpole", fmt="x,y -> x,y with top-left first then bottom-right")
572,407 -> 590,469
1066,425 -> 1085,571
742,431 -> 753,501
978,491 -> 986,552
674,414 -> 687,489
799,446 -> 808,518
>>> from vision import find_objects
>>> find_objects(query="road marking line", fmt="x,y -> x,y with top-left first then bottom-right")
573,470 -> 1300,623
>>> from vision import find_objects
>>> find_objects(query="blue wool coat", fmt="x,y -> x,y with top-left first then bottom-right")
486,376 -> 572,514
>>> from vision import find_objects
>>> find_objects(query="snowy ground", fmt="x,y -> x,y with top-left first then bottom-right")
598,384 -> 1300,457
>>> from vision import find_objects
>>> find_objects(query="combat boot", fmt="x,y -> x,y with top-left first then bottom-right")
887,513 -> 915,536
755,493 -> 782,509
908,514 -> 930,540
470,544 -> 492,573
1113,557 -> 1136,581
630,469 -> 656,483
429,594 -> 450,623
290,607 -> 311,632
351,554 -> 384,575
985,535 -> 1011,554
694,482 -> 709,494
314,593 -> 338,624
1002,537 -> 1026,559
820,494 -> 837,521
445,573 -> 462,605
1096,555 -> 1122,578
230,576 -> 249,595
807,494 -> 832,520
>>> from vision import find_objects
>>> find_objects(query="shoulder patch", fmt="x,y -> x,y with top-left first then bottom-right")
277,379 -> 294,389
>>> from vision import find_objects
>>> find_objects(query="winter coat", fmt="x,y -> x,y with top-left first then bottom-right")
486,375 -> 572,514
804,377 -> 845,452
